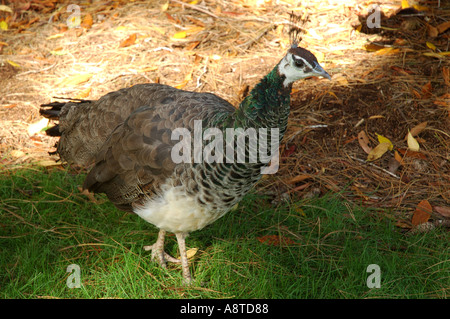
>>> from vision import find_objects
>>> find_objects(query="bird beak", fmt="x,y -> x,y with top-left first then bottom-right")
313,63 -> 331,80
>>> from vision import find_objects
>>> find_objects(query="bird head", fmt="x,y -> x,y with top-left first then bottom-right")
278,46 -> 331,87
278,12 -> 331,87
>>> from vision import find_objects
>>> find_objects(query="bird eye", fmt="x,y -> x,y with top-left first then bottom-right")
293,57 -> 304,68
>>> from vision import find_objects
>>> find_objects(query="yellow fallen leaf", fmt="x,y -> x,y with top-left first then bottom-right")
172,31 -> 187,39
413,5 -> 430,11
178,248 -> 198,260
0,20 -> 8,31
376,134 -> 393,151
115,26 -> 128,31
374,47 -> 400,55
426,42 -> 436,51
407,131 -> 420,151
367,142 -> 390,161
46,33 -> 65,40
58,73 -> 93,87
50,50 -> 67,56
423,52 -> 447,59
161,2 -> 169,11
401,0 -> 410,9
6,60 -> 19,68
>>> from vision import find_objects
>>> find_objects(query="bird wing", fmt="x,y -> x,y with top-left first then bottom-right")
81,84 -> 236,211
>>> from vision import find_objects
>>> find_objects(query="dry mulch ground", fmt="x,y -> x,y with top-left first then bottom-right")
0,0 -> 449,232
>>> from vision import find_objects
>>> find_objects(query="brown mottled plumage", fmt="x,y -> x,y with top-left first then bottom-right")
40,44 -> 330,283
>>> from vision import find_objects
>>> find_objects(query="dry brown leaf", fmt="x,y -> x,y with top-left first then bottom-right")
58,73 -> 93,87
434,206 -> 450,218
411,200 -> 432,226
367,142 -> 390,161
394,150 -> 404,165
437,21 -> 450,34
427,24 -> 438,37
358,130 -> 372,154
81,13 -> 93,29
287,174 -> 311,184
421,81 -> 432,98
119,33 -> 137,47
408,121 -> 427,138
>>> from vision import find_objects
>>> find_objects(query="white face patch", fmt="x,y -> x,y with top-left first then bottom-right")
278,53 -> 316,87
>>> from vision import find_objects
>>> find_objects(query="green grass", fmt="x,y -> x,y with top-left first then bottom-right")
0,166 -> 448,298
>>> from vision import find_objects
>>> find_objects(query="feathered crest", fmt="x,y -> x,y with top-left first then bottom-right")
288,12 -> 309,48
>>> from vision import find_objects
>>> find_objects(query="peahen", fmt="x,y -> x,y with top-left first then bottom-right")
40,18 -> 330,283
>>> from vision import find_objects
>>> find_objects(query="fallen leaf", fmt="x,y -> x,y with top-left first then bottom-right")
394,150 -> 404,165
185,248 -> 198,259
81,13 -> 93,29
437,21 -> 450,34
427,24 -> 438,37
0,5 -> 12,13
434,206 -> 450,218
401,0 -> 410,9
172,30 -> 187,39
421,81 -> 432,98
58,73 -> 93,87
46,33 -> 65,40
407,131 -> 420,151
0,20 -> 8,31
6,60 -> 19,68
408,121 -> 427,138
376,134 -> 393,151
287,174 -> 310,184
397,148 -> 427,159
411,200 -> 432,226
374,47 -> 400,55
358,130 -> 372,154
75,87 -> 91,99
367,142 -> 390,161
426,41 -> 436,51
119,33 -> 137,47
160,2 -> 169,12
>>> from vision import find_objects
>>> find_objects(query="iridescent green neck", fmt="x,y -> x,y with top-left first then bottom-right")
229,63 -> 292,137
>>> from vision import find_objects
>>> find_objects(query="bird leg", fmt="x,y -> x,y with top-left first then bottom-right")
143,229 -> 180,268
175,232 -> 192,284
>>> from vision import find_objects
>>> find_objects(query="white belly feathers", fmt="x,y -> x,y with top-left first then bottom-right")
132,183 -> 226,233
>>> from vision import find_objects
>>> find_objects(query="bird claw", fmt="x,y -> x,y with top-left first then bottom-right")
143,244 -> 181,268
